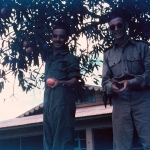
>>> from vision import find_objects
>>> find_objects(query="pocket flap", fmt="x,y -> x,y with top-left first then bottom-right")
108,57 -> 121,67
127,52 -> 141,61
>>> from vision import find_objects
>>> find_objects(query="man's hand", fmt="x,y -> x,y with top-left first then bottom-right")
48,77 -> 78,89
47,78 -> 60,89
111,80 -> 129,93
111,82 -> 119,92
118,80 -> 128,92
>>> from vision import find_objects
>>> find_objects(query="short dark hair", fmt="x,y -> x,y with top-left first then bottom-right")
52,21 -> 69,36
108,10 -> 127,23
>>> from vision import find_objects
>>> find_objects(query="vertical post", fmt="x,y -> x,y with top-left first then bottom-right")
86,128 -> 93,150
20,137 -> 21,150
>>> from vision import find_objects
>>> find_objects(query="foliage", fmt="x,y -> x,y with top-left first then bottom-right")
0,0 -> 149,93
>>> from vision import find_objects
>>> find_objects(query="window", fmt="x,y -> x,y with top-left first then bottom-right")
0,138 -> 20,150
93,128 -> 144,150
21,135 -> 43,150
93,128 -> 113,150
0,135 -> 43,150
77,89 -> 95,104
74,130 -> 87,150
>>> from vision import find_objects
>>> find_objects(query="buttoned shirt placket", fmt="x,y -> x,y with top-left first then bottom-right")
120,45 -> 129,79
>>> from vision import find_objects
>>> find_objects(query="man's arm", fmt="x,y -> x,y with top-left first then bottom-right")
128,43 -> 150,89
49,77 -> 78,89
102,53 -> 114,94
50,55 -> 80,89
60,78 -> 78,87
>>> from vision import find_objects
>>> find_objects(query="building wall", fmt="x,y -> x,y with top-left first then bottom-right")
0,115 -> 112,150
0,135 -> 43,150
0,119 -> 143,150
0,88 -> 144,150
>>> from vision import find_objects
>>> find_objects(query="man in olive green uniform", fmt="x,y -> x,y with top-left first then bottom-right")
43,22 -> 81,150
102,11 -> 150,150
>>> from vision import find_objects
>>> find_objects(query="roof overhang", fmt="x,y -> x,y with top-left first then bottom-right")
0,105 -> 112,130
17,84 -> 103,118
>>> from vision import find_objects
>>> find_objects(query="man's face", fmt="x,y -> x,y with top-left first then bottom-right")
109,17 -> 127,41
52,29 -> 67,49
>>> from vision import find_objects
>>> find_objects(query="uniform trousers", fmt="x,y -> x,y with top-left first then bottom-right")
112,88 -> 150,150
43,86 -> 76,150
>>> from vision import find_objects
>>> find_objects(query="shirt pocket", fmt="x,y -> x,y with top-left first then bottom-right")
108,57 -> 121,76
52,61 -> 68,79
127,52 -> 144,74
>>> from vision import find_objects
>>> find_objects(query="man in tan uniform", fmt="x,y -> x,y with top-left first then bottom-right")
102,10 -> 150,150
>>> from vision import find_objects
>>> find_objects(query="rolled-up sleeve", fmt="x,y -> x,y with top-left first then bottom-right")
67,55 -> 81,79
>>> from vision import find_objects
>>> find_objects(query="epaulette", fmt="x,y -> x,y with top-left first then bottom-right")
104,45 -> 113,53
140,40 -> 149,46
134,39 -> 148,44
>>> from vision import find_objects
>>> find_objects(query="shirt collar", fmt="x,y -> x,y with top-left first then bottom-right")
58,48 -> 70,55
113,36 -> 135,48
48,46 -> 70,55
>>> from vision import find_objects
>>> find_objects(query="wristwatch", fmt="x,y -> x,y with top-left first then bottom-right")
60,81 -> 66,86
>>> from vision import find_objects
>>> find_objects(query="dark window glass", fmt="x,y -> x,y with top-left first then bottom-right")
79,130 -> 86,139
80,140 -> 86,148
77,89 -> 95,104
74,130 -> 87,150
21,135 -> 43,150
0,138 -> 20,150
93,128 -> 144,150
74,140 -> 79,148
93,128 -> 113,150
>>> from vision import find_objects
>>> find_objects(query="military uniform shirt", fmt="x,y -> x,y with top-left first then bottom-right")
102,39 -> 150,94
